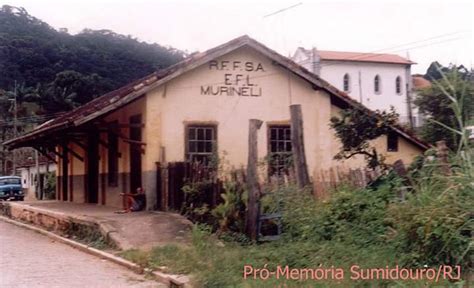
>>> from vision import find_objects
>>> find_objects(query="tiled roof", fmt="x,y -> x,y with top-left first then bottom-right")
298,47 -> 415,65
413,75 -> 431,89
5,35 -> 429,151
16,155 -> 53,168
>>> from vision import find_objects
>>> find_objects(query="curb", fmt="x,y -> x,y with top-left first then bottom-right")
0,215 -> 190,287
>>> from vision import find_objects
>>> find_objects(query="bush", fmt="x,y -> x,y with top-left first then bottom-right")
388,158 -> 473,270
43,171 -> 56,200
281,175 -> 401,247
211,180 -> 247,233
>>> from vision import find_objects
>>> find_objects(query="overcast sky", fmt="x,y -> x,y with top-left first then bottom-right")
6,0 -> 474,74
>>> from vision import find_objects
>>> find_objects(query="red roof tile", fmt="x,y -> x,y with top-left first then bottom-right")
298,47 -> 415,65
413,75 -> 431,89
318,50 -> 415,65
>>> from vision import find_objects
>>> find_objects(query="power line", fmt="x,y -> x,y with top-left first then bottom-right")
292,30 -> 467,67
0,111 -> 65,123
351,30 -> 466,55
263,2 -> 303,18
0,112 -> 65,127
318,34 -> 468,68
388,36 -> 466,54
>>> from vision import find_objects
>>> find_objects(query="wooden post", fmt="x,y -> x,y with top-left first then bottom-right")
290,105 -> 310,189
246,119 -> 263,241
436,140 -> 451,175
35,149 -> 41,200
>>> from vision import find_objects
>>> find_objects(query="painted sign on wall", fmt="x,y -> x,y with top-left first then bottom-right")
200,60 -> 264,97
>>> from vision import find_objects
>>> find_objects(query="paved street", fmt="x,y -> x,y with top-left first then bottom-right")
0,221 -> 164,288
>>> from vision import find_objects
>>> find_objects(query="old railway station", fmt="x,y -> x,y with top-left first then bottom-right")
5,36 -> 427,210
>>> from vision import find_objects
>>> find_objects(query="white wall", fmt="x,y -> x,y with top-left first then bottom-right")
18,163 -> 56,199
320,61 -> 411,120
145,46 -> 330,176
293,49 -> 414,125
144,46 -> 423,181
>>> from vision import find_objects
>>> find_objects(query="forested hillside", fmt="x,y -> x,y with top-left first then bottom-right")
0,5 -> 186,174
0,5 -> 185,113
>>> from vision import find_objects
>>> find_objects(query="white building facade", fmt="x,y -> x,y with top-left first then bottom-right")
293,48 -> 419,127
17,162 -> 56,200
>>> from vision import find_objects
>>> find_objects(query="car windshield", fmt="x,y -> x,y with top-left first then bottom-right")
0,178 -> 21,185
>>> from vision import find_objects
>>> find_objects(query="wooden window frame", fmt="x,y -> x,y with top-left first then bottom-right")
267,124 -> 293,176
184,123 -> 218,165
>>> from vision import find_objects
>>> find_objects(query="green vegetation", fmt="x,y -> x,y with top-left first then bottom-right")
65,222 -> 112,250
330,106 -> 399,169
43,171 -> 56,200
415,63 -> 473,149
122,172 -> 471,287
0,6 -> 185,97
0,5 -> 185,114
122,164 -> 472,287
0,5 -> 186,173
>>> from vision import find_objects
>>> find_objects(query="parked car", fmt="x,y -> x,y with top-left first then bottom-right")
0,176 -> 24,201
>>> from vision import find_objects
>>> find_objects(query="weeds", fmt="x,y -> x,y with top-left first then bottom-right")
65,222 -> 112,250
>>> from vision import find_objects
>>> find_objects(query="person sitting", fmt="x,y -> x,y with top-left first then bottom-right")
118,187 -> 146,213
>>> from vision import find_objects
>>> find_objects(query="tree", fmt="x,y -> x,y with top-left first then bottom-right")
415,64 -> 473,150
330,107 -> 399,169
38,70 -> 108,113
0,4 -> 187,124
0,5 -> 186,94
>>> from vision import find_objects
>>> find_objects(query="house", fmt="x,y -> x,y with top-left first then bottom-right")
292,48 -> 419,126
4,36 -> 428,210
16,156 -> 56,200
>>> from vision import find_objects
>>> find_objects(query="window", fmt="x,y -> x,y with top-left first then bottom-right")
186,125 -> 217,164
0,177 -> 21,185
395,76 -> 402,95
107,122 -> 119,186
268,125 -> 292,176
343,73 -> 350,92
374,75 -> 381,94
387,131 -> 398,152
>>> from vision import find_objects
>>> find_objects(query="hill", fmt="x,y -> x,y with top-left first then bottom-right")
0,5 -> 186,113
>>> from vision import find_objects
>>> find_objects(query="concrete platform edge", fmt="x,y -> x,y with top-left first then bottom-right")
0,214 -> 191,288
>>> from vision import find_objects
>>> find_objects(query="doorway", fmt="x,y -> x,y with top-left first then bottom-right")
86,132 -> 99,203
61,144 -> 68,201
129,114 -> 142,193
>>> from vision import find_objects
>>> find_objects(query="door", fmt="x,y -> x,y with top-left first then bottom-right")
86,132 -> 99,203
61,144 -> 68,201
129,115 -> 142,193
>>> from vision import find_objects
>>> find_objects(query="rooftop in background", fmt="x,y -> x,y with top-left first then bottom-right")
298,48 -> 416,65
412,75 -> 432,89
16,155 -> 54,168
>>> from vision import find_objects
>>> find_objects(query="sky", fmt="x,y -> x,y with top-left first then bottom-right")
4,0 -> 474,74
